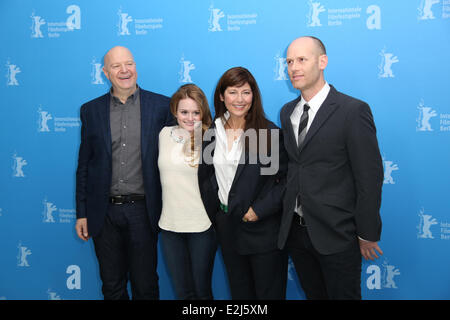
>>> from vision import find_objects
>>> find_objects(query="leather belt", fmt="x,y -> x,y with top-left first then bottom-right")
294,213 -> 307,226
110,194 -> 145,205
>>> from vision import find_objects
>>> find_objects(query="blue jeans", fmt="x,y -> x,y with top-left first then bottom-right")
160,227 -> 217,299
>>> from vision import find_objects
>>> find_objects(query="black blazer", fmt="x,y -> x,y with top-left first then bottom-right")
198,120 -> 288,255
75,89 -> 171,237
277,85 -> 383,255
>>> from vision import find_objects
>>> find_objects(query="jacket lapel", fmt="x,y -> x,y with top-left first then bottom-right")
208,119 -> 248,201
201,123 -> 219,190
299,86 -> 339,153
229,146 -> 248,191
282,96 -> 301,161
140,90 -> 154,160
286,97 -> 301,149
96,93 -> 112,156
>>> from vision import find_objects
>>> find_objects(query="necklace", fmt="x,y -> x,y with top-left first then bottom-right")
224,120 -> 245,140
170,126 -> 200,167
170,126 -> 186,144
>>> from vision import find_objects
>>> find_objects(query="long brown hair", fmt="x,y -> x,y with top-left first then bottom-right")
213,67 -> 270,152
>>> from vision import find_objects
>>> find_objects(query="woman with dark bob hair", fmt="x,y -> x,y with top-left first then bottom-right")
198,67 -> 288,299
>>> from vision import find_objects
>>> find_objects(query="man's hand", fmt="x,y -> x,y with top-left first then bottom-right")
359,239 -> 383,260
75,218 -> 90,241
242,207 -> 259,222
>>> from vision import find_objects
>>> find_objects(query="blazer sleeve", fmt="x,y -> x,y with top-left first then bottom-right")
251,129 -> 288,220
198,159 -> 220,225
345,101 -> 383,242
75,105 -> 90,219
164,103 -> 175,127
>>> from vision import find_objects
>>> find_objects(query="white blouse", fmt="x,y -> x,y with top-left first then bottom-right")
158,126 -> 211,232
213,113 -> 244,206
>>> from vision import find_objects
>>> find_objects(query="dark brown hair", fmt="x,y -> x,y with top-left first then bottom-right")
214,67 -> 268,128
213,67 -> 270,153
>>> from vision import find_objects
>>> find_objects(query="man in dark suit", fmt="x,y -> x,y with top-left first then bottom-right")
75,46 -> 171,299
278,36 -> 384,299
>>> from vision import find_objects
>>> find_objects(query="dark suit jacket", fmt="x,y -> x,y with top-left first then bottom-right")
277,85 -> 383,255
198,121 -> 288,255
76,88 -> 171,237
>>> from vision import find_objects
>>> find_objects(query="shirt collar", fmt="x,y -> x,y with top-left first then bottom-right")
300,82 -> 330,114
110,85 -> 140,105
214,111 -> 230,138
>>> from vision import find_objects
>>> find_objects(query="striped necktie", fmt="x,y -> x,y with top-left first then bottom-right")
297,103 -> 310,147
296,103 -> 310,220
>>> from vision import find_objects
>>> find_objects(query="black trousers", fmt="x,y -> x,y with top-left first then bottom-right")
220,246 -> 288,300
93,200 -> 159,300
286,217 -> 362,300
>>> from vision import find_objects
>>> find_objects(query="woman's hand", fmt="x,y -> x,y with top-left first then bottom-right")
242,207 -> 259,222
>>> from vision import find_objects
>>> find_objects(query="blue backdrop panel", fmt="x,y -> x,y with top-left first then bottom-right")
0,0 -> 449,300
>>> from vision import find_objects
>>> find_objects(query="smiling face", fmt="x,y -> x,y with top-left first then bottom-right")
220,82 -> 253,120
176,98 -> 202,132
103,46 -> 137,96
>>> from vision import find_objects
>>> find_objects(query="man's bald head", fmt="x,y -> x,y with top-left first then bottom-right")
104,46 -> 135,69
102,46 -> 138,101
286,36 -> 328,100
289,36 -> 326,56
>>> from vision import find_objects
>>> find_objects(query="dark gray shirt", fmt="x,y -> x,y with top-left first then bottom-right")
109,86 -> 145,196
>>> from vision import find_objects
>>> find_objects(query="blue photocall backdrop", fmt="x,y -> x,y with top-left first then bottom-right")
1,0 -> 449,300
